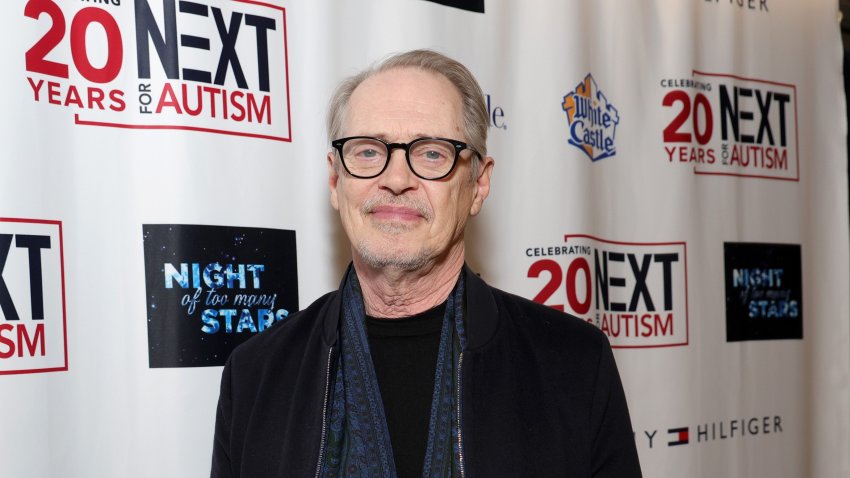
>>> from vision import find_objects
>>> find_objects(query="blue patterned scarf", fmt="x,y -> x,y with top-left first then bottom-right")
320,268 -> 467,477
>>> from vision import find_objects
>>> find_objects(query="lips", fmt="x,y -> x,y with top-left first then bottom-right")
368,205 -> 424,221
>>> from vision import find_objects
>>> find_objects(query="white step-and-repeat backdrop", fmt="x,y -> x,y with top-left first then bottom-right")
1,0 -> 848,476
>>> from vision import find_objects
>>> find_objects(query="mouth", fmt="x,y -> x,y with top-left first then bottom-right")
368,205 -> 425,222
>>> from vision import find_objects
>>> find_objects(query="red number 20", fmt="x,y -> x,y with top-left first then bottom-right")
25,0 -> 123,83
527,259 -> 592,315
662,90 -> 713,145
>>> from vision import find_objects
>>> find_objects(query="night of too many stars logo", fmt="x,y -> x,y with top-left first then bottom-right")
142,224 -> 297,368
724,242 -> 802,341
562,74 -> 621,162
0,218 -> 67,375
23,0 -> 291,141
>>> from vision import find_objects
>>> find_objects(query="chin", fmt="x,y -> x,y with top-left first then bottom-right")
370,220 -> 422,235
355,239 -> 433,271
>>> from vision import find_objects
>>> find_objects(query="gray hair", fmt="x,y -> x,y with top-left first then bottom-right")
327,49 -> 488,178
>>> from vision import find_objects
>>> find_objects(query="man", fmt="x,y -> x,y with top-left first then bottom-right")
211,50 -> 641,477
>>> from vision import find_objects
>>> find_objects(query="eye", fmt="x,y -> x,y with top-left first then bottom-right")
342,138 -> 387,163
355,147 -> 381,159
411,140 -> 454,163
423,149 -> 446,161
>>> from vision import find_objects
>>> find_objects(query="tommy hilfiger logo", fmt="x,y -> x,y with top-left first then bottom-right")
667,427 -> 689,446
637,415 -> 783,450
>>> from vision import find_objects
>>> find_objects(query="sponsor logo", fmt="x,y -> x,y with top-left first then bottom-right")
636,414 -> 784,450
667,427 -> 689,446
724,242 -> 802,341
142,224 -> 297,368
704,0 -> 769,13
486,93 -> 507,130
524,235 -> 688,348
0,218 -> 67,375
661,71 -> 797,180
422,0 -> 484,13
24,0 -> 291,141
562,74 -> 620,161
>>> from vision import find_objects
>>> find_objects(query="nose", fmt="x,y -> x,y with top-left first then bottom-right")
378,148 -> 418,194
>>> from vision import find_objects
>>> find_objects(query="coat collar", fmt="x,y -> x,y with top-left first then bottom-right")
322,263 -> 500,351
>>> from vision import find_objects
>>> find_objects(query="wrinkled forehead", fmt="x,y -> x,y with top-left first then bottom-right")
343,67 -> 465,140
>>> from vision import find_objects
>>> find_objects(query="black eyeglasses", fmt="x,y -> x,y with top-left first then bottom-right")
331,136 -> 480,180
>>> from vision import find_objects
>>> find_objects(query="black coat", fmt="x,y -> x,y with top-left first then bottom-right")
211,266 -> 642,477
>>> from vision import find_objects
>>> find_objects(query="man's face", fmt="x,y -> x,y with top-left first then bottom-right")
328,67 -> 493,272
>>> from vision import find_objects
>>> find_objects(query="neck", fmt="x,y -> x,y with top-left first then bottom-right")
353,245 -> 465,318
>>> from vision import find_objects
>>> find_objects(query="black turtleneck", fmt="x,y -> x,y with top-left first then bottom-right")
366,302 -> 446,478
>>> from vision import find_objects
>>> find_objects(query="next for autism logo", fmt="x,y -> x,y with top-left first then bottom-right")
23,0 -> 291,141
523,235 -> 689,349
0,218 -> 67,375
660,71 -> 797,180
562,74 -> 620,161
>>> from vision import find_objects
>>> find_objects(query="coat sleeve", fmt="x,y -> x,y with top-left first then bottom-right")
589,337 -> 642,477
210,357 -> 235,478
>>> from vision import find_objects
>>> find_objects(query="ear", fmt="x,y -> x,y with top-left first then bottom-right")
469,155 -> 494,216
328,151 -> 340,211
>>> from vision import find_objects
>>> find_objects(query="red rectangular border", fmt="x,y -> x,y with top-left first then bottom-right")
0,217 -> 68,375
564,234 -> 689,349
75,0 -> 292,143
690,70 -> 800,182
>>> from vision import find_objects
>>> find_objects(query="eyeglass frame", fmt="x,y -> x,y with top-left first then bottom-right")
331,136 -> 481,180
